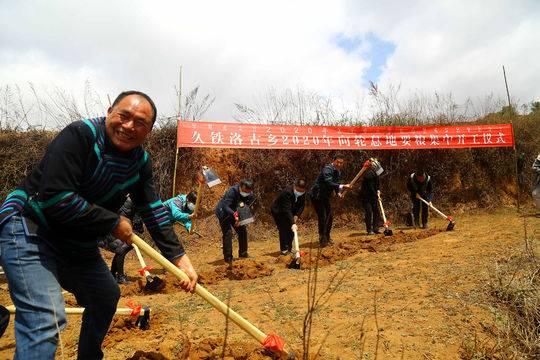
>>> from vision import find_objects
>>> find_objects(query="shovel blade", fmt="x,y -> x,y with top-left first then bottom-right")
288,255 -> 301,269
144,276 -> 166,293
446,221 -> 455,231
384,229 -> 393,236
0,304 -> 9,337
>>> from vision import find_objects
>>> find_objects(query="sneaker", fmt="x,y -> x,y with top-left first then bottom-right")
280,250 -> 290,256
422,224 -> 429,229
367,231 -> 375,235
239,253 -> 251,259
116,274 -> 129,284
373,229 -> 381,234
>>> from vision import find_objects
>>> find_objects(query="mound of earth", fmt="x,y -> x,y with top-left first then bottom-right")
199,259 -> 274,285
278,228 -> 443,269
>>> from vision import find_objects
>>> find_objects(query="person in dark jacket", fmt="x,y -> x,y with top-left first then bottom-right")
406,171 -> 433,228
271,179 -> 307,255
532,153 -> 540,213
215,179 -> 255,266
99,195 -> 144,284
310,154 -> 351,246
0,91 -> 198,359
359,166 -> 381,235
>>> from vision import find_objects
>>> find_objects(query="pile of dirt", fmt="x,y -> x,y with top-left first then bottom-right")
126,336 -> 293,360
277,228 -> 444,269
199,259 -> 274,285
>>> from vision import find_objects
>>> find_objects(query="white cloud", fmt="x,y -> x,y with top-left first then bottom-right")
0,0 -> 538,126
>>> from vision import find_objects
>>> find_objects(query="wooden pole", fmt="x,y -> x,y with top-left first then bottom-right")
172,66 -> 183,197
129,234 -> 288,354
502,65 -> 512,109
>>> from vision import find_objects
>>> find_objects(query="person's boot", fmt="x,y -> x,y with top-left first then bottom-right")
116,274 -> 129,284
225,258 -> 233,270
422,223 -> 429,229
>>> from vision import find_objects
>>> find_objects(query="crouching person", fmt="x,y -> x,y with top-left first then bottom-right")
0,91 -> 197,359
163,191 -> 198,231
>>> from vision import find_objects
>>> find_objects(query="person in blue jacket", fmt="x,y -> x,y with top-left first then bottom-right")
163,191 -> 198,231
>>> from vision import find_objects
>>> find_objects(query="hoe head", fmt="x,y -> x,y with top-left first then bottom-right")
288,256 -> 301,270
135,306 -> 150,330
202,166 -> 221,188
144,275 -> 166,293
0,305 -> 9,337
445,216 -> 455,231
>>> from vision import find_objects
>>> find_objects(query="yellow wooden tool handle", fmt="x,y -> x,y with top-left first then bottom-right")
292,228 -> 300,254
341,165 -> 369,197
6,305 -> 139,316
377,196 -> 387,224
130,234 -> 273,347
132,243 -> 151,277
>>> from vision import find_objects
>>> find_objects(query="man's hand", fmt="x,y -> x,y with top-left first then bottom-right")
415,193 -> 421,200
112,216 -> 133,244
189,213 -> 197,219
342,183 -> 352,189
377,190 -> 381,197
234,220 -> 240,228
293,215 -> 298,223
291,223 -> 298,232
338,192 -> 345,199
173,254 -> 198,293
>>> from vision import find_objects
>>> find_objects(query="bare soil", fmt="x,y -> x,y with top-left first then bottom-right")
1,207 -> 539,359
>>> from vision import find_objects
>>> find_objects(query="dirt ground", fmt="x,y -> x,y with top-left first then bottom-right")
1,207 -> 539,359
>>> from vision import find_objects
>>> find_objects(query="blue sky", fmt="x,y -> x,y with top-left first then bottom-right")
334,32 -> 396,86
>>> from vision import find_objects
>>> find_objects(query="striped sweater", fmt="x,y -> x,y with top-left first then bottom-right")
0,117 -> 184,261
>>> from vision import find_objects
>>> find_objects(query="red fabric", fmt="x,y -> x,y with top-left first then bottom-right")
363,160 -> 371,168
447,216 -> 454,222
126,300 -> 142,317
262,333 -> 285,353
178,121 -> 514,150
138,265 -> 153,276
299,251 -> 306,257
383,221 -> 391,226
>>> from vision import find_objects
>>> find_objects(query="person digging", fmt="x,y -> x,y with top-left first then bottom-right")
270,179 -> 307,256
215,179 -> 255,269
358,161 -> 382,235
0,91 -> 197,359
406,171 -> 434,229
163,191 -> 198,232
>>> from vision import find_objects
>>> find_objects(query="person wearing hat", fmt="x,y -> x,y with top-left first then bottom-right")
271,179 -> 307,255
406,171 -> 433,228
215,179 -> 255,266
532,153 -> 540,214
163,191 -> 198,231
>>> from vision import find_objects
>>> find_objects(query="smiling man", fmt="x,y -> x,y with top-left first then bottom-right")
0,91 -> 197,359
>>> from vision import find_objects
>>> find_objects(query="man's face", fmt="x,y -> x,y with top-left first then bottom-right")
333,158 -> 345,170
105,95 -> 154,152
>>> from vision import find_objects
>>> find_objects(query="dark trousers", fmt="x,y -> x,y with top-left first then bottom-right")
111,253 -> 126,276
217,214 -> 248,262
361,197 -> 380,232
271,211 -> 293,252
311,196 -> 332,244
412,199 -> 429,226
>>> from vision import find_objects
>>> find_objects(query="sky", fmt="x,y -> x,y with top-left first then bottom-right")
1,0 -> 539,125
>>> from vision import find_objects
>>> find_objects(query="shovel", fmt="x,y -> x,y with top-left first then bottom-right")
190,166 -> 222,234
132,243 -> 166,293
377,194 -> 393,236
288,228 -> 302,269
129,233 -> 290,357
417,196 -> 455,231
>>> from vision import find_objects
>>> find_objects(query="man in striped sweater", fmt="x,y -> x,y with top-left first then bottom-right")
0,91 -> 198,359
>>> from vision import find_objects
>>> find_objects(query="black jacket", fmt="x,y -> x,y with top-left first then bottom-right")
270,186 -> 306,224
215,184 -> 255,221
406,173 -> 433,201
359,168 -> 380,200
310,163 -> 342,200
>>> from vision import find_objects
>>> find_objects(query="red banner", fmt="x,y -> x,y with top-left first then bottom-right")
177,121 -> 514,150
